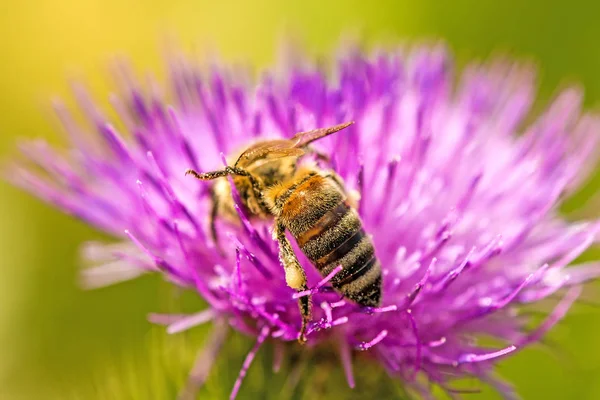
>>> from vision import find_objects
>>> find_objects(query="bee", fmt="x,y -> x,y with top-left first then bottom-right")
185,122 -> 382,342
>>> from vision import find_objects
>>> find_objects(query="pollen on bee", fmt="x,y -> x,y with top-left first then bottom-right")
285,267 -> 305,289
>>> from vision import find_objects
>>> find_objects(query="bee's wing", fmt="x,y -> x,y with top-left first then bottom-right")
234,121 -> 353,167
290,121 -> 354,148
234,140 -> 305,167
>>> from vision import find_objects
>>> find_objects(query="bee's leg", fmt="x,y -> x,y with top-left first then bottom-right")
297,288 -> 311,343
185,167 -> 269,213
275,220 -> 311,343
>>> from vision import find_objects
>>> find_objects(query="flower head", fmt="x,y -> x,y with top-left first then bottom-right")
9,43 -> 600,398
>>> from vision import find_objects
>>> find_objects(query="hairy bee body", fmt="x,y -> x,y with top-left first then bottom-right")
265,169 -> 382,307
185,122 -> 381,342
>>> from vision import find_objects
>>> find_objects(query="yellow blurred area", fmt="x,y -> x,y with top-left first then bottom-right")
1,1 -> 600,399
0,0 -> 421,143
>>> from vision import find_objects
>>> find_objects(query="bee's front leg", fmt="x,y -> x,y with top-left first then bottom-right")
275,221 -> 311,343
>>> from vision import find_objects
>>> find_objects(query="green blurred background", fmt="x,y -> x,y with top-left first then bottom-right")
2,1 -> 600,399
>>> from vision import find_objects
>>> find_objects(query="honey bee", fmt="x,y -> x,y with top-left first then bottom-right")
185,122 -> 382,342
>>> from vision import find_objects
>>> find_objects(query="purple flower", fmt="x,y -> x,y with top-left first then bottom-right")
9,44 -> 600,399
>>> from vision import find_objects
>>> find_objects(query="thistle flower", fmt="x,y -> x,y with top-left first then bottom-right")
9,43 -> 600,399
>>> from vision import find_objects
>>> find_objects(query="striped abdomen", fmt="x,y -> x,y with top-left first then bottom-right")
278,173 -> 381,307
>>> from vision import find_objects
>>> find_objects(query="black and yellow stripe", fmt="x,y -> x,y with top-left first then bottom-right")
278,174 -> 381,307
